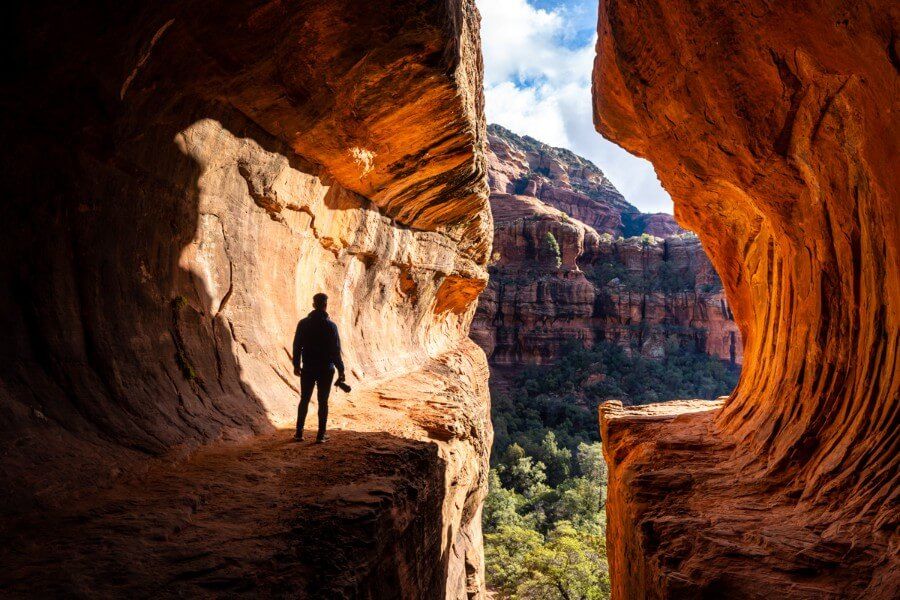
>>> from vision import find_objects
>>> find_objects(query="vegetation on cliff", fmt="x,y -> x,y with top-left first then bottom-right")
473,124 -> 743,367
542,231 -> 563,268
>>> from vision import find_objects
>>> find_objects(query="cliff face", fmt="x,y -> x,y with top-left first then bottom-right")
471,125 -> 741,368
1,1 -> 491,597
594,0 -> 898,597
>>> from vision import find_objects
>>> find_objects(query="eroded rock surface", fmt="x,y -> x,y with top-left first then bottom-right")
471,125 -> 741,367
1,1 -> 491,596
594,0 -> 898,597
3,345 -> 490,598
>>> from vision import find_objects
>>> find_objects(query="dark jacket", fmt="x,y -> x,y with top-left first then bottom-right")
292,309 -> 345,375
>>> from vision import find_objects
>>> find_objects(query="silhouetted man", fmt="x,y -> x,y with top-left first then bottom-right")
292,293 -> 346,443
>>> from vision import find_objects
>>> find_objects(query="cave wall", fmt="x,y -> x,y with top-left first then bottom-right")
2,0 -> 490,562
594,0 -> 898,597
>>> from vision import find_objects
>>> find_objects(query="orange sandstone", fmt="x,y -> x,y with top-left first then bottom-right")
1,1 -> 491,597
594,0 -> 899,597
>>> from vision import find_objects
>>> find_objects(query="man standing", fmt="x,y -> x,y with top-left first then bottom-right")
292,293 -> 346,443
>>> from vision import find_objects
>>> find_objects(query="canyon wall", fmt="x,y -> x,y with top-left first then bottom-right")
471,125 -> 741,368
594,0 -> 898,597
1,1 -> 492,596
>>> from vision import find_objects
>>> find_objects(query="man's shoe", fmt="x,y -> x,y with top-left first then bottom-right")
292,433 -> 304,442
315,434 -> 329,444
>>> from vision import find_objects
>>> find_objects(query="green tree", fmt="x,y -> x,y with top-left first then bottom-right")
576,442 -> 607,484
552,477 -> 603,531
500,454 -> 549,499
484,471 -> 530,532
542,231 -> 562,268
484,449 -> 611,598
485,525 -> 543,596
515,522 -> 610,600
501,443 -> 527,465
538,431 -> 571,487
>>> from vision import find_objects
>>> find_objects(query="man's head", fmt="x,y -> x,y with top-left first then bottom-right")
312,293 -> 328,311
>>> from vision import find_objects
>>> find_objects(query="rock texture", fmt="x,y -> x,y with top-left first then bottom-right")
2,347 -> 490,598
1,1 -> 491,597
594,0 -> 899,597
471,125 -> 741,367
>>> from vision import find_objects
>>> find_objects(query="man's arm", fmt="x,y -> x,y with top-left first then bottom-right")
292,322 -> 304,375
330,323 -> 346,380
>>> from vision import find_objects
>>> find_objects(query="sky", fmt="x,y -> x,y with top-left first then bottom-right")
476,0 -> 673,214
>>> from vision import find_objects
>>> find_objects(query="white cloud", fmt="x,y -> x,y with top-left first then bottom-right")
477,0 -> 673,214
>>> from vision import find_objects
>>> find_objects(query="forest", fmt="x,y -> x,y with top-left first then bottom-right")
484,343 -> 740,598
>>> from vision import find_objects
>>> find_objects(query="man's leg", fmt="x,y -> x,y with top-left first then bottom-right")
315,369 -> 334,441
297,371 -> 316,438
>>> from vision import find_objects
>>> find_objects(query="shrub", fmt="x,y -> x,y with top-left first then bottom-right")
542,231 -> 562,268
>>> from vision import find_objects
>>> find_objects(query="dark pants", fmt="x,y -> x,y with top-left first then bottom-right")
297,367 -> 334,438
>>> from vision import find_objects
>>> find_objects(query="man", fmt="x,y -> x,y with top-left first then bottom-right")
292,293 -> 346,443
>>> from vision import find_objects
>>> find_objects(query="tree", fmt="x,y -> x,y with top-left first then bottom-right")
552,477 -> 604,531
515,522 -> 610,600
484,471 -> 529,532
501,443 -> 526,465
538,431 -> 571,487
500,454 -> 549,499
484,445 -> 611,599
543,231 -> 562,268
484,525 -> 543,597
576,442 -> 607,484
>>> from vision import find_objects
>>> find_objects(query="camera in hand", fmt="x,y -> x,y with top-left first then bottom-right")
335,380 -> 352,393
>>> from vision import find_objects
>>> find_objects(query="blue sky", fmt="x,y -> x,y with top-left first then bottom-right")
477,0 -> 673,214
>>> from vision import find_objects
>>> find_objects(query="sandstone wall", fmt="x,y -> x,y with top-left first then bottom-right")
1,1 -> 491,596
471,126 -> 742,368
594,0 -> 898,596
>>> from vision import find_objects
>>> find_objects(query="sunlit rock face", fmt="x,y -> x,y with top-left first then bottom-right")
1,1 -> 491,596
471,125 -> 741,367
594,0 -> 898,597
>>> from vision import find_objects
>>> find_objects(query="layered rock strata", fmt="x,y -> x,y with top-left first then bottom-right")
594,0 -> 898,597
1,1 -> 491,596
471,125 -> 741,367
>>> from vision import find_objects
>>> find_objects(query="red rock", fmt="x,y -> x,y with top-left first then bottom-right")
1,1 -> 491,597
594,0 -> 898,596
472,126 -> 742,368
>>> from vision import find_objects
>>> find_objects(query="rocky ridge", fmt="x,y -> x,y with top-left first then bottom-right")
471,125 -> 742,368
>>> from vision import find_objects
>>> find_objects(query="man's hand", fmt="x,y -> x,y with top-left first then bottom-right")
334,372 -> 351,393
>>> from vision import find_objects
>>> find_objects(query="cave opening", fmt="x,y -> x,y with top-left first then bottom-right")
472,1 -> 745,596
2,1 -> 895,598
475,0 -> 896,598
